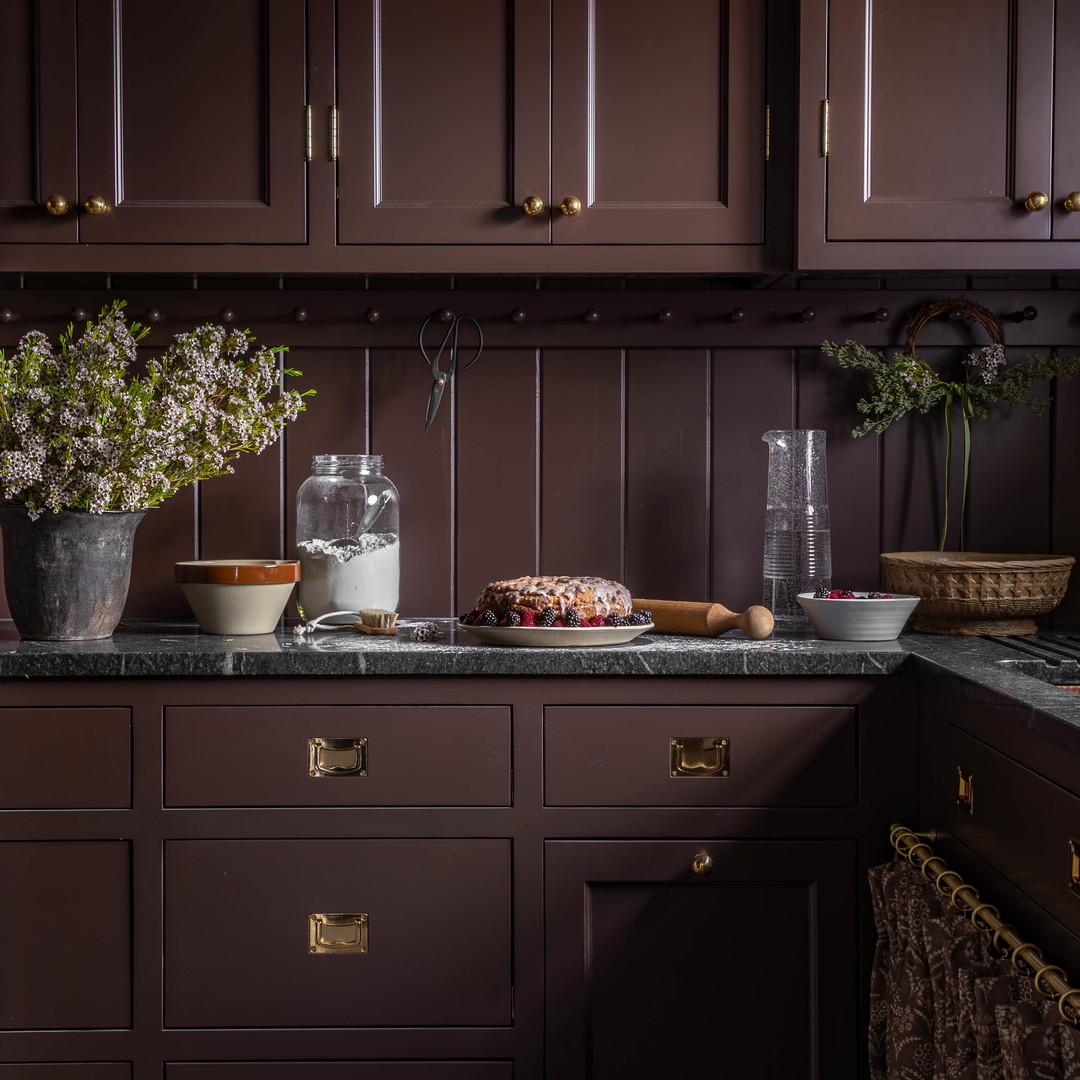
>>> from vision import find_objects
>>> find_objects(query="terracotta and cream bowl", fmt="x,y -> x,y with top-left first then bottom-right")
175,559 -> 301,635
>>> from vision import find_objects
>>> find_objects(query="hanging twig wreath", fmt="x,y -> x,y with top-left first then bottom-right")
820,299 -> 1080,551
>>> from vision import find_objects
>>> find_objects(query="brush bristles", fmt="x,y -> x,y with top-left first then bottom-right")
357,608 -> 398,628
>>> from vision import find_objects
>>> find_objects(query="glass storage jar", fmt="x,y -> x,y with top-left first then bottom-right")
295,454 -> 400,623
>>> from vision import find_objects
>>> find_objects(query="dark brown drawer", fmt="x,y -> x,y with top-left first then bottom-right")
164,839 -> 512,1028
0,708 -> 130,808
923,720 -> 1080,939
0,1069 -> 130,1080
0,842 -> 130,1029
544,705 -> 857,806
164,706 -> 510,806
166,1065 -> 511,1079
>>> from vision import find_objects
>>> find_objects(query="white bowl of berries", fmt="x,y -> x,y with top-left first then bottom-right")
797,589 -> 920,641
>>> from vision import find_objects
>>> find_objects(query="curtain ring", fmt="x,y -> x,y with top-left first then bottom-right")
934,868 -> 963,895
969,902 -> 1000,932
922,856 -> 947,883
893,831 -> 920,856
991,925 -> 1015,957
1058,989 -> 1080,1025
907,842 -> 934,866
1011,942 -> 1044,975
949,882 -> 979,911
1033,964 -> 1068,999
890,825 -> 915,848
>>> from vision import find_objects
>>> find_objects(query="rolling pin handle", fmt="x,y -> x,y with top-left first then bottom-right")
740,605 -> 775,640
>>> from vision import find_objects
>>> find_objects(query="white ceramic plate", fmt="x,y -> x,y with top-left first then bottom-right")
461,622 -> 653,647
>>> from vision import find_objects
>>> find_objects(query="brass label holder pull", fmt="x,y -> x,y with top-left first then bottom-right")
309,912 -> 368,954
670,737 -> 729,777
956,766 -> 974,814
1069,839 -> 1080,898
309,737 -> 368,777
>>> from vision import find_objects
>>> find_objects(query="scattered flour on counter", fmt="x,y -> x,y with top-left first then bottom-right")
297,532 -> 400,623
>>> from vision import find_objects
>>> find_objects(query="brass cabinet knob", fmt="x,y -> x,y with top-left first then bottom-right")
82,195 -> 110,215
691,853 -> 713,876
43,194 -> 69,216
1064,192 -> 1080,212
522,195 -> 545,216
1023,191 -> 1049,212
560,196 -> 581,216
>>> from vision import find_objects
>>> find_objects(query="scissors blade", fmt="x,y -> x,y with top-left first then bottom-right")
424,377 -> 447,432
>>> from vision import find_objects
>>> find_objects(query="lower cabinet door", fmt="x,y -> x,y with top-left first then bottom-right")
545,840 -> 857,1080
164,840 -> 512,1028
165,1065 -> 512,1079
0,842 -> 130,1030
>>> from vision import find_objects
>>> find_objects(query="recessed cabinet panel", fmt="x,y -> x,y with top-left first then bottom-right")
825,0 -> 1054,241
544,705 -> 857,806
546,840 -> 857,1080
0,842 -> 130,1030
0,708 -> 130,809
166,1064 -> 512,1079
164,706 -> 510,806
922,718 -> 1080,940
336,0 -> 551,244
164,839 -> 512,1027
551,0 -> 764,244
73,0 -> 307,243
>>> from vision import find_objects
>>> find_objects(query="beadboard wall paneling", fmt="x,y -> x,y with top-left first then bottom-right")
1,283 -> 1078,625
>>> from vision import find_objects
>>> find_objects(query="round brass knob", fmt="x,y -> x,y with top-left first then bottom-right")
522,195 -> 545,216
1023,191 -> 1049,212
43,194 -> 69,216
560,196 -> 581,216
1064,192 -> 1080,212
82,195 -> 110,215
691,853 -> 713,876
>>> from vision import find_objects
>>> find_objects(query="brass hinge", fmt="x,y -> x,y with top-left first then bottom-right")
304,105 -> 312,162
764,104 -> 771,162
329,105 -> 340,162
820,99 -> 830,157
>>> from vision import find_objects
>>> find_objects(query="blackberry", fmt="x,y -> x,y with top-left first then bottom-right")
504,611 -> 522,627
565,609 -> 583,627
813,588 -> 829,598
538,607 -> 557,627
479,609 -> 499,626
459,611 -> 476,624
866,591 -> 885,599
628,610 -> 652,625
604,613 -> 628,627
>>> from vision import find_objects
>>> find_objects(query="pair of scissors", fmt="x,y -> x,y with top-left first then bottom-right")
419,311 -> 483,432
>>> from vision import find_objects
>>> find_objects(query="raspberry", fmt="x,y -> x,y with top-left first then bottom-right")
604,613 -> 628,627
827,589 -> 856,599
565,609 -> 583,627
552,618 -> 566,627
628,610 -> 652,625
866,591 -> 892,599
519,609 -> 539,627
502,611 -> 522,627
586,615 -> 606,627
538,607 -> 557,627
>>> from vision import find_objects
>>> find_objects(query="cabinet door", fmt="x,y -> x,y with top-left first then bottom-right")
73,0 -> 307,244
546,840 -> 857,1080
824,0 -> 1054,241
550,0 -> 764,244
1052,11 -> 1080,239
336,0 -> 550,244
0,0 -> 78,244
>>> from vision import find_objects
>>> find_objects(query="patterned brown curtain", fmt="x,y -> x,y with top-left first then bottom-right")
869,857 -> 1080,1079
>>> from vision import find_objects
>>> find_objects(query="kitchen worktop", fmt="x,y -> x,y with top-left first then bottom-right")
3,617 -> 1080,745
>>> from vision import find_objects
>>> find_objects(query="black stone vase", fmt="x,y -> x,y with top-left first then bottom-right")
0,506 -> 147,640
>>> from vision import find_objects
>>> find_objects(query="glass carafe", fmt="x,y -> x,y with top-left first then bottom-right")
762,430 -> 831,632
295,454 -> 400,623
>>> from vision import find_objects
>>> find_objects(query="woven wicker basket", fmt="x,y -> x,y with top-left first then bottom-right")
880,552 -> 1074,636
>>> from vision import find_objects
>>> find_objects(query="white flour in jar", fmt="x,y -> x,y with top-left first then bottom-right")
296,532 -> 400,622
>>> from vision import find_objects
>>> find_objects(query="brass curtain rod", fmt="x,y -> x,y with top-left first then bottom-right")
889,823 -> 1080,1026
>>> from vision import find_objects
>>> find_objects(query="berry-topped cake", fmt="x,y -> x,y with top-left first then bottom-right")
460,574 -> 650,629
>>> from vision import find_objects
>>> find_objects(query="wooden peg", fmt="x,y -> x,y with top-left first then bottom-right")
797,306 -> 816,322
365,307 -> 381,323
510,307 -> 527,323
292,307 -> 309,323
726,307 -> 745,323
657,307 -> 673,323
584,309 -> 600,324
1013,305 -> 1038,322
0,309 -> 18,323
144,308 -> 163,323
437,308 -> 454,323
867,307 -> 890,322
70,307 -> 89,322
219,308 -> 236,324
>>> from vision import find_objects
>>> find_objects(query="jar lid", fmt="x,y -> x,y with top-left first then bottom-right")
312,453 -> 383,469
175,559 -> 301,584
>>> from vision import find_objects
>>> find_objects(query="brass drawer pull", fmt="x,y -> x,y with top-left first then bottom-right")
670,737 -> 729,777
309,737 -> 367,777
956,766 -> 974,813
1069,838 -> 1080,897
309,912 -> 368,954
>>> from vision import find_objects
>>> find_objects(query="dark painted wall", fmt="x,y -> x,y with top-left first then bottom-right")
1,275 -> 1077,623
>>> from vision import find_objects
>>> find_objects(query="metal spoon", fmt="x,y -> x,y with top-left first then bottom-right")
328,490 -> 392,549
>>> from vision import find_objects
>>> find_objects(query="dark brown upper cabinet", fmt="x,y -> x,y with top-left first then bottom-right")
0,0 -> 306,248
335,0 -> 769,263
798,0 -> 1080,270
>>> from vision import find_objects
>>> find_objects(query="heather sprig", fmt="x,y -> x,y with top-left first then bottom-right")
0,301 -> 313,517
820,338 -> 1080,550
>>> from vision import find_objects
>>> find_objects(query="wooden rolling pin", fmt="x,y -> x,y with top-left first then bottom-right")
632,598 -> 774,639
